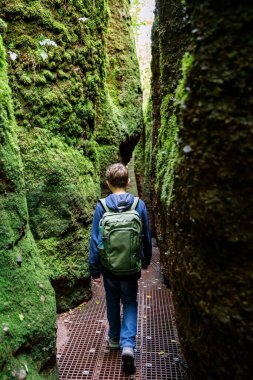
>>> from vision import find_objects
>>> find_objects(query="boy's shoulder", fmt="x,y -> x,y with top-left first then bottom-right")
97,194 -> 146,211
95,200 -> 106,214
136,197 -> 146,210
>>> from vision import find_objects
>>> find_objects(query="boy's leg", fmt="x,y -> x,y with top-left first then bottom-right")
119,278 -> 138,348
103,276 -> 121,340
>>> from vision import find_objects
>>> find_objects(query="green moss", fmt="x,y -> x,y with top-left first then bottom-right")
1,0 -> 108,145
143,97 -> 153,196
97,143 -> 120,183
1,354 -> 58,380
1,0 -> 109,310
1,0 -> 142,312
0,34 -> 56,377
100,0 -> 143,144
133,100 -> 151,198
19,72 -> 32,85
175,52 -> 193,107
0,18 -> 7,35
17,127 -> 100,310
156,52 -> 193,206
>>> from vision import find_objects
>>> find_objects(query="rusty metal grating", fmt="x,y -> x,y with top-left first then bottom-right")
57,247 -> 189,379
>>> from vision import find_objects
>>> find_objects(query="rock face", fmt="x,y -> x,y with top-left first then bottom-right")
137,0 -> 253,378
0,31 -> 57,379
98,0 -> 143,189
0,0 -> 142,311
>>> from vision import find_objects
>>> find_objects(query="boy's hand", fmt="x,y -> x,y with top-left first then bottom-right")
92,277 -> 101,284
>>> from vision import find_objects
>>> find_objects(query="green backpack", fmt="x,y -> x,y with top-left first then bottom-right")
98,197 -> 142,276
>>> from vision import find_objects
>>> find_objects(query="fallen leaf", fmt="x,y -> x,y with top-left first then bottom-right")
158,351 -> 165,355
8,51 -> 18,61
95,300 -> 100,305
79,17 -> 89,22
19,314 -> 24,321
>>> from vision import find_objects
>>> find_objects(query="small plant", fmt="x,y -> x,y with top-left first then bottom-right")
39,38 -> 57,47
37,36 -> 58,63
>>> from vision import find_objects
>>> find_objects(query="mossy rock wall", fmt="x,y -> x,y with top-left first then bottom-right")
105,0 -> 142,161
0,1 -> 142,310
1,0 -> 108,142
0,0 -> 107,311
0,32 -> 57,379
19,128 -> 100,311
135,0 -> 189,250
96,0 -> 143,189
138,0 -> 253,378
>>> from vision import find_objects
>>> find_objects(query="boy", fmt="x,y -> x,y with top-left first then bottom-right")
89,163 -> 152,374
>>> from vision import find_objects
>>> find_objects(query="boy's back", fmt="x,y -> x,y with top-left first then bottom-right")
89,192 -> 152,279
89,163 -> 152,375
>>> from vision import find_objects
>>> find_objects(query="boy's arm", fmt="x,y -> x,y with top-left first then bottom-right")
89,203 -> 104,279
140,202 -> 152,269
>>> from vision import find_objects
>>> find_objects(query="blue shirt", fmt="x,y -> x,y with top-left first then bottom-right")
89,193 -> 152,278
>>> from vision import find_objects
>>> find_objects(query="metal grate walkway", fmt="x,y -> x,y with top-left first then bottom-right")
57,247 -> 189,379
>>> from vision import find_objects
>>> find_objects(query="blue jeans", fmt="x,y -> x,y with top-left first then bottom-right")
103,276 -> 138,348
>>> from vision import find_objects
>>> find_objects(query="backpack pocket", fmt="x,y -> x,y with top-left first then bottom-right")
107,228 -> 132,272
99,210 -> 142,275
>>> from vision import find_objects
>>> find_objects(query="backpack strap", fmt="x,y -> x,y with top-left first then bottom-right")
100,197 -> 139,212
99,198 -> 110,212
130,197 -> 139,211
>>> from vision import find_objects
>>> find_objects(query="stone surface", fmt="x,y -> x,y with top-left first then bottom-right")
136,0 -> 253,378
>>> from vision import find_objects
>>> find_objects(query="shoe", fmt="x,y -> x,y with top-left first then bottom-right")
121,346 -> 136,374
107,336 -> 120,349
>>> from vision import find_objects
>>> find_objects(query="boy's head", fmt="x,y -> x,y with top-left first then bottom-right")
106,163 -> 129,189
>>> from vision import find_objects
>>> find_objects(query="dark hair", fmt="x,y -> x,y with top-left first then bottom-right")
106,163 -> 129,188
